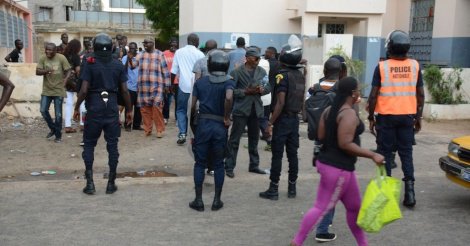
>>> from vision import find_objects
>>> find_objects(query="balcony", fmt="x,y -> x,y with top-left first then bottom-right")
288,0 -> 386,17
34,11 -> 153,32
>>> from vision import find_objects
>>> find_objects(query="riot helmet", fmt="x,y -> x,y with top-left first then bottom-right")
208,50 -> 230,83
385,30 -> 410,58
93,33 -> 112,53
279,34 -> 303,66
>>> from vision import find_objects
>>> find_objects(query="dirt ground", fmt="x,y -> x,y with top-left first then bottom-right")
0,108 -> 469,182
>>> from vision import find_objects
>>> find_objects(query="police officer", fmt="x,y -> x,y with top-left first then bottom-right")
189,50 -> 234,211
259,35 -> 305,200
74,33 -> 132,195
367,30 -> 425,207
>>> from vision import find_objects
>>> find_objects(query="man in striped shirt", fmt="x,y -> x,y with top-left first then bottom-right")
136,37 -> 171,138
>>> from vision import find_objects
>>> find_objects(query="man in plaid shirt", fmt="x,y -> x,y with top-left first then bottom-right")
137,37 -> 171,138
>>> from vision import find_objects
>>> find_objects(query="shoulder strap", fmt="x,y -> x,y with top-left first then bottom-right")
313,83 -> 321,91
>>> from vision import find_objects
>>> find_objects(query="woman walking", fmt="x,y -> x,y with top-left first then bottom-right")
63,39 -> 83,133
290,77 -> 384,246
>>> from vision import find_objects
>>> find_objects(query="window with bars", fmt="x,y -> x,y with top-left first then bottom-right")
0,11 -> 28,49
411,0 -> 434,32
325,24 -> 345,34
37,7 -> 52,22
0,11 -> 6,47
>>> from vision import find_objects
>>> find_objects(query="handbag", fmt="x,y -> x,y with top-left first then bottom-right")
357,165 -> 402,233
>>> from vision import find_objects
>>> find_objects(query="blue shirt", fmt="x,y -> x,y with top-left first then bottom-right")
121,55 -> 138,92
228,48 -> 246,74
193,76 -> 235,117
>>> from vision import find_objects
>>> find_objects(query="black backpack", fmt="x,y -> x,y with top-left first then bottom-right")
306,83 -> 336,140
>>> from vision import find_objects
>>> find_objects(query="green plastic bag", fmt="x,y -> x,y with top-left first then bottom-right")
357,166 -> 402,232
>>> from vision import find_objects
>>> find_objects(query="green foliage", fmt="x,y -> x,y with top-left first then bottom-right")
326,45 -> 365,79
136,0 -> 179,43
423,65 -> 466,104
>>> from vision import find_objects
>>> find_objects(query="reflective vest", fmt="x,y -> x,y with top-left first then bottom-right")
376,59 -> 419,115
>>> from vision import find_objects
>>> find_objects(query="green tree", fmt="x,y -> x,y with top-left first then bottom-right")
136,0 -> 179,43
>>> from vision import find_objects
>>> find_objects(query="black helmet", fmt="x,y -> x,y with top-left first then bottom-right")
385,30 -> 410,58
208,50 -> 230,83
208,50 -> 229,76
279,44 -> 302,66
93,33 -> 112,53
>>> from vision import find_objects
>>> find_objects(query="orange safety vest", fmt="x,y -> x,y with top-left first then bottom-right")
376,58 -> 419,115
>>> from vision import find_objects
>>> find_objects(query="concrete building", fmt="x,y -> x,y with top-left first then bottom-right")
180,0 -> 470,89
0,0 -> 33,63
28,0 -> 154,62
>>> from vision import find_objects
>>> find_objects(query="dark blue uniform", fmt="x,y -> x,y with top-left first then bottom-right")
80,58 -> 128,171
192,76 -> 234,187
270,68 -> 305,184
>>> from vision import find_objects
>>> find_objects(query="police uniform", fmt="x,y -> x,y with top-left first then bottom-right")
189,50 -> 234,212
269,68 -> 305,187
192,76 -> 234,190
372,58 -> 423,180
80,57 -> 127,172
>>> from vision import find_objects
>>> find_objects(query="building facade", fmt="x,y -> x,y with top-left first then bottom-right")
0,0 -> 33,63
180,0 -> 470,88
28,0 -> 154,62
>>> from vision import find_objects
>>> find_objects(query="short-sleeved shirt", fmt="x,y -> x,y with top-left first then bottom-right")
80,59 -> 127,114
37,53 -> 71,97
8,49 -> 22,63
163,50 -> 179,84
193,76 -> 235,117
80,58 -> 127,93
192,56 -> 209,77
228,48 -> 246,74
121,55 -> 138,92
171,45 -> 205,93
371,62 -> 424,87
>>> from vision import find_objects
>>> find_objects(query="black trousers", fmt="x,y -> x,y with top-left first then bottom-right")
124,90 -> 141,129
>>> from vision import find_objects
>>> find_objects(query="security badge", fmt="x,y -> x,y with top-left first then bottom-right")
101,91 -> 109,107
276,74 -> 284,85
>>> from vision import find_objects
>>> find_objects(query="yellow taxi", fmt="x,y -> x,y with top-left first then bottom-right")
439,136 -> 470,188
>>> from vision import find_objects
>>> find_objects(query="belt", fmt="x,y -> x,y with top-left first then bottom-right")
198,113 -> 225,122
89,91 -> 117,95
281,112 -> 299,118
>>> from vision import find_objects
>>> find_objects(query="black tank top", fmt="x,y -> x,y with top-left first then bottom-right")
318,108 -> 365,171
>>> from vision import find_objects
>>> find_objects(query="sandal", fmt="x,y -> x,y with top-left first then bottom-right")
65,127 -> 77,133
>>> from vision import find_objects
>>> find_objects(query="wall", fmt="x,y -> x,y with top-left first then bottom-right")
0,63 -> 45,118
431,0 -> 470,67
180,0 -> 300,46
303,0 -> 386,14
381,0 -> 411,37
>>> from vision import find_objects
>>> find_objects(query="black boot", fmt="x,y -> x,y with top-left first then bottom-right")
211,186 -> 224,211
259,182 -> 279,200
189,186 -> 204,212
106,172 -> 118,194
83,170 -> 95,195
288,181 -> 296,198
403,180 -> 416,208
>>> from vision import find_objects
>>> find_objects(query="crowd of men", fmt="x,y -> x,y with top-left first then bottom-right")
2,29 -> 423,245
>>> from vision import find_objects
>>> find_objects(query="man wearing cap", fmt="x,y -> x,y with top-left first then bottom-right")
136,37 -> 171,138
224,48 -> 271,178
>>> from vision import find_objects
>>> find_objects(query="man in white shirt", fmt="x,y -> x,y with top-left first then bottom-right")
171,33 -> 205,145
